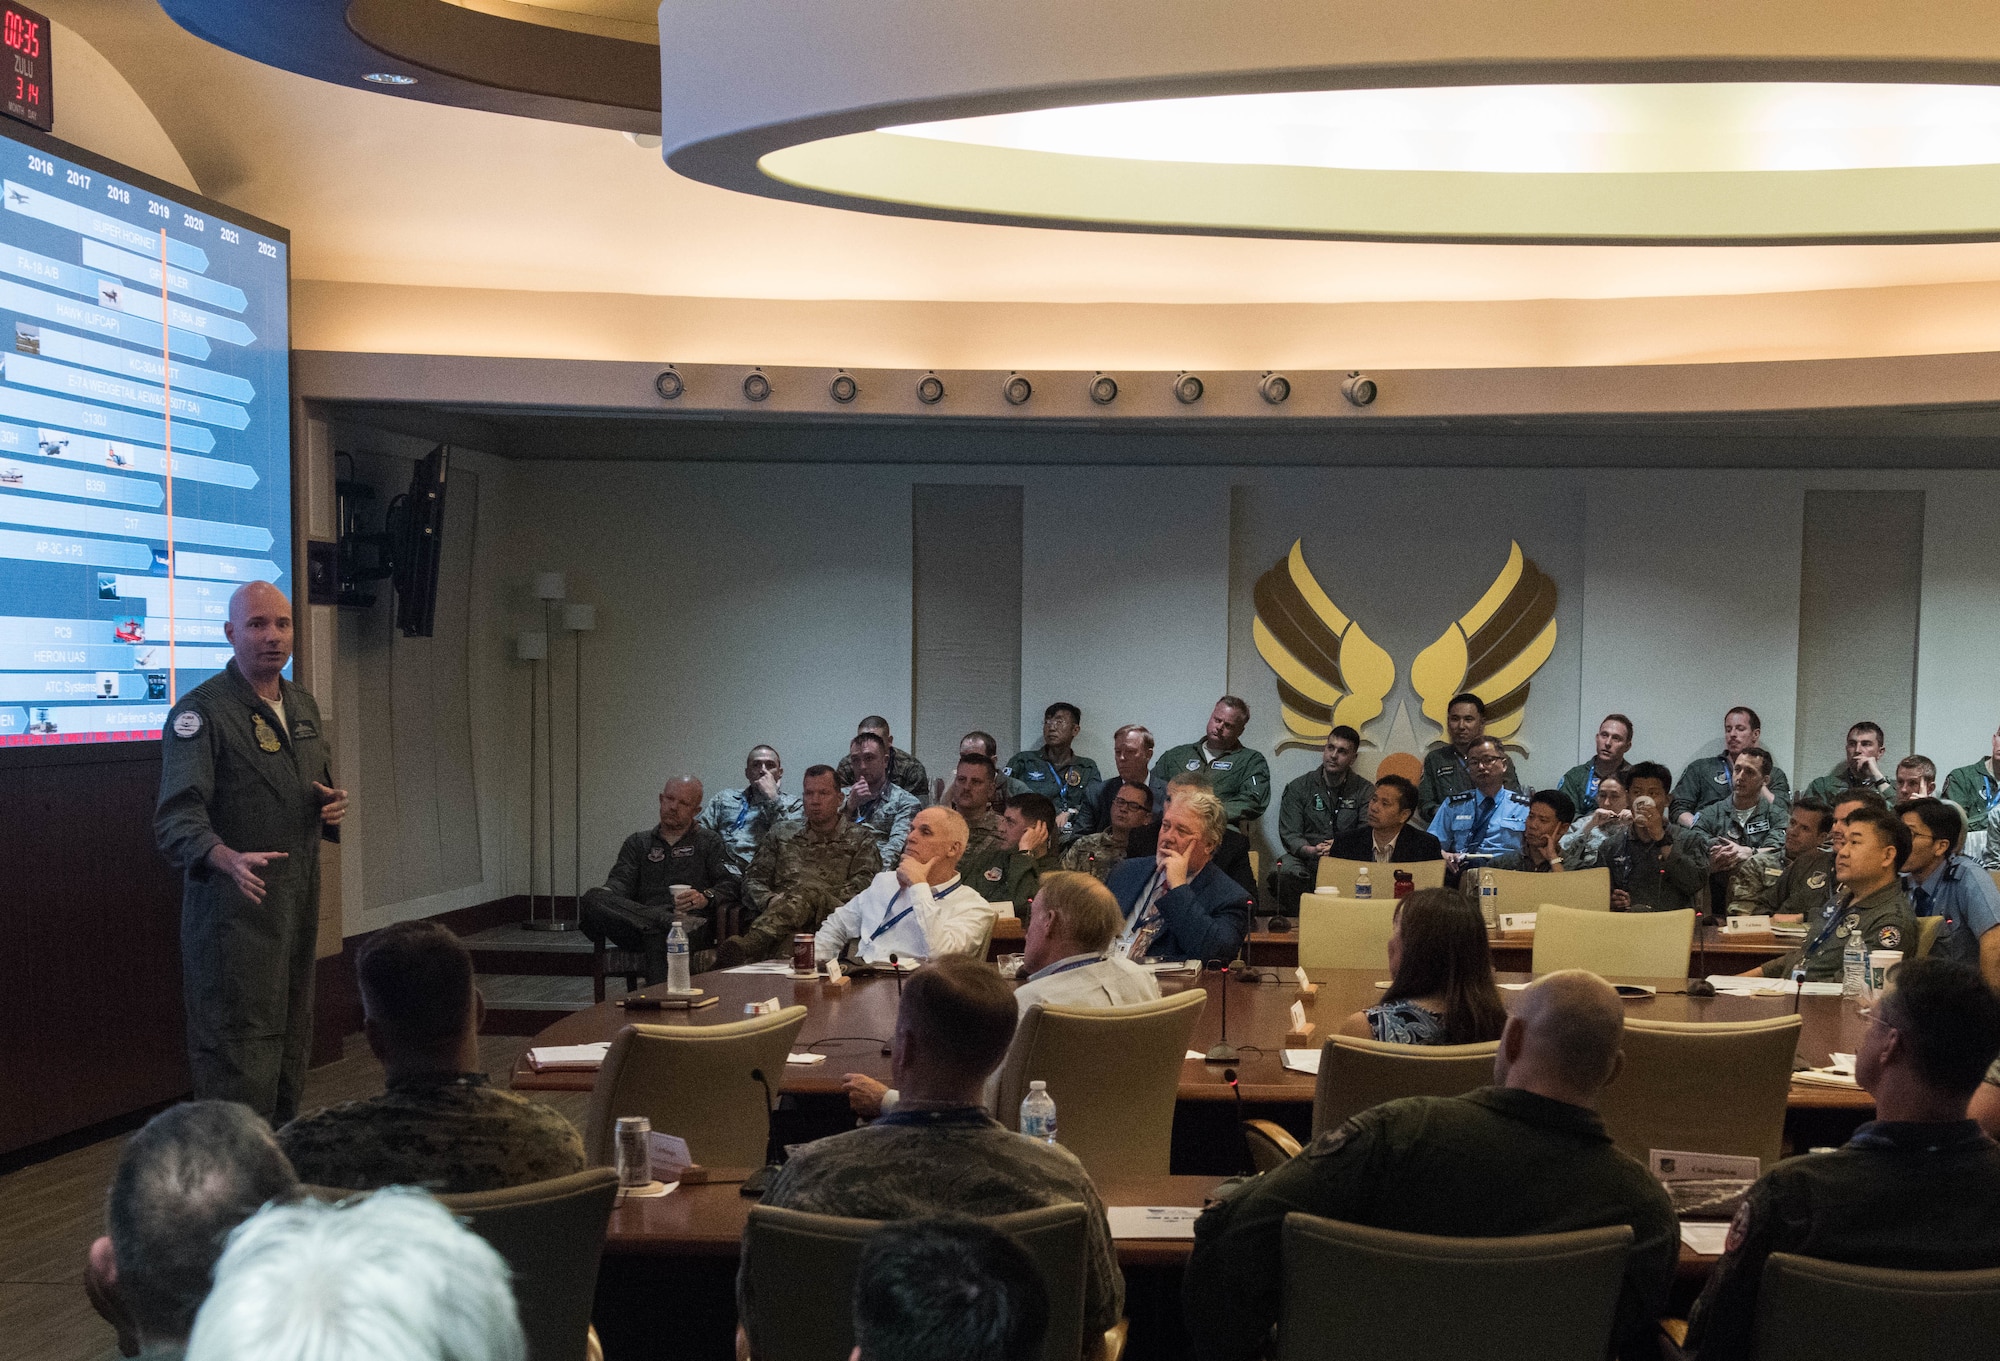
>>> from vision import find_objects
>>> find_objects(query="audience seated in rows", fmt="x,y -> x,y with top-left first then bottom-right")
1756,804 -> 1916,982
713,764 -> 880,968
1338,889 -> 1507,1045
184,1187 -> 524,1361
749,956 -> 1122,1344
815,807 -> 995,965
278,921 -> 583,1193
579,774 -> 738,981
853,1218 -> 1049,1361
1107,789 -> 1254,962
86,1100 -> 300,1360
1325,773 -> 1441,868
1682,957 -> 2000,1361
1184,970 -> 1677,1361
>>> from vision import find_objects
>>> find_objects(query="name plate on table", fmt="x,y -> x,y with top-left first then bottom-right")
1105,1206 -> 1200,1239
1720,916 -> 1772,934
1498,913 -> 1537,931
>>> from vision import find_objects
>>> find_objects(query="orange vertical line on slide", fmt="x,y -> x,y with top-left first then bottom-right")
159,227 -> 175,703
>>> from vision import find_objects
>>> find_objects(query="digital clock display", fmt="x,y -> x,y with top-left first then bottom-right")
0,2 -> 48,133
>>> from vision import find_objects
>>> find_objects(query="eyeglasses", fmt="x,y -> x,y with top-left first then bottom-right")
1467,754 -> 1506,768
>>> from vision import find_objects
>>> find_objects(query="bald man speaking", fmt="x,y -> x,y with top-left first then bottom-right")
156,582 -> 347,1123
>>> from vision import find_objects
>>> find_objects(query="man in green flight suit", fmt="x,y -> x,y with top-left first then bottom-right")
1271,725 -> 1373,914
1942,723 -> 2000,850
1416,693 -> 1522,826
1556,713 -> 1634,818
1802,721 -> 1898,806
1003,702 -> 1101,833
962,792 -> 1060,920
1758,804 -> 1917,982
1671,705 -> 1792,826
155,582 -> 347,1124
1152,696 -> 1270,827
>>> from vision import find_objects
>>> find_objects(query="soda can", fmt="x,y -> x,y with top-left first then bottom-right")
615,1115 -> 652,1187
793,933 -> 816,974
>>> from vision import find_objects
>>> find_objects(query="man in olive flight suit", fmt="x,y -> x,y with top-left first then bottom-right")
156,582 -> 346,1125
1152,696 -> 1270,826
1003,702 -> 1101,833
1272,725 -> 1373,914
1759,804 -> 1917,982
1416,693 -> 1522,826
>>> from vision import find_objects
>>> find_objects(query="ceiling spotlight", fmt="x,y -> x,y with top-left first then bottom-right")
829,372 -> 858,403
743,371 -> 771,402
654,368 -> 684,401
1173,373 -> 1204,404
1259,372 -> 1291,405
1089,374 -> 1119,405
1341,372 -> 1378,407
916,373 -> 946,404
1003,374 -> 1033,405
362,72 -> 418,85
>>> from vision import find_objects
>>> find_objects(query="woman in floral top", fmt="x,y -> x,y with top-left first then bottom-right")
1338,888 -> 1507,1045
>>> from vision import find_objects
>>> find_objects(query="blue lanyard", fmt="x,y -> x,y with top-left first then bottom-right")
1032,954 -> 1100,981
732,795 -> 756,832
1986,774 -> 1999,812
1583,767 -> 1601,802
870,877 -> 959,940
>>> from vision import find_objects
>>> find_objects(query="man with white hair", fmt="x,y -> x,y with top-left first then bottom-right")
1185,970 -> 1677,1361
185,1188 -> 523,1361
1015,872 -> 1161,1011
816,806 -> 996,964
1104,789 -> 1254,962
156,581 -> 348,1123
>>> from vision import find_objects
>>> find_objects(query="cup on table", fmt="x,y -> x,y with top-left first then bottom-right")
1867,950 -> 1903,996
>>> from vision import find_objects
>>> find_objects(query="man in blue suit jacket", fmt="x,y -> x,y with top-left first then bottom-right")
1106,787 -> 1254,962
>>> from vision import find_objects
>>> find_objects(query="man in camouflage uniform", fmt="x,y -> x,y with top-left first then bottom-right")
699,744 -> 803,874
156,582 -> 346,1125
1063,781 -> 1154,883
277,922 -> 581,1193
948,752 -> 1006,861
843,730 -> 922,862
1759,805 -> 1918,982
1693,747 -> 1790,914
1003,702 -> 1101,832
712,765 -> 881,967
834,715 -> 929,804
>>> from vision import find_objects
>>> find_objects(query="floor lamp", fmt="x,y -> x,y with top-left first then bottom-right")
515,629 -> 549,928
562,602 -> 596,927
526,572 -> 574,931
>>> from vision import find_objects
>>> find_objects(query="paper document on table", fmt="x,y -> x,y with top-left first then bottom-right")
786,1052 -> 827,1065
1185,1050 -> 1208,1061
1281,1049 -> 1322,1075
1793,1054 -> 1860,1088
1680,1222 -> 1731,1255
725,961 -> 797,974
1704,976 -> 1844,997
1106,1206 -> 1201,1239
527,1042 -> 610,1071
1145,960 -> 1201,975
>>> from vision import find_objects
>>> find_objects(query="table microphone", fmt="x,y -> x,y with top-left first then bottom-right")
1224,1068 -> 1253,1176
1687,913 -> 1716,997
740,1067 -> 779,1198
888,952 -> 904,998
1205,959 -> 1239,1063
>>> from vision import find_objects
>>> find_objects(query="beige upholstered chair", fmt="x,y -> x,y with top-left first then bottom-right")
1244,1118 -> 1305,1171
1314,855 -> 1447,894
582,1008 -> 807,1168
438,1168 -> 620,1361
1297,897 -> 1398,970
1916,913 -> 1946,960
1486,865 -> 1613,914
1595,1014 -> 1801,1170
1277,1215 -> 1632,1361
740,1202 -> 1104,1361
1311,1035 -> 1499,1139
1530,904 -> 1695,978
1748,1253 -> 2000,1361
992,990 -> 1207,1180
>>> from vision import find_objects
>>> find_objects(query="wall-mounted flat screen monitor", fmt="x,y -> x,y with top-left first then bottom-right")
0,121 -> 289,747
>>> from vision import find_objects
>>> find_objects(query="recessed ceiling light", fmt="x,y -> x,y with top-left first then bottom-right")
363,73 -> 418,86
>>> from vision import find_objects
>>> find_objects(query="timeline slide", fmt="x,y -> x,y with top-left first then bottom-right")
0,123 -> 288,746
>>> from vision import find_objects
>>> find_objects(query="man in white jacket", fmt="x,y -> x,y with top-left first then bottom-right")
816,807 -> 995,965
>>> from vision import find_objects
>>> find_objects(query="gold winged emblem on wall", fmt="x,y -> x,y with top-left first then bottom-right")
1253,539 -> 1558,753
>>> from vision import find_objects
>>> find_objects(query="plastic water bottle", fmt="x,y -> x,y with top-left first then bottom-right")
1842,928 -> 1866,1001
665,920 -> 691,993
1353,865 -> 1372,900
1478,869 -> 1499,929
1020,1080 -> 1058,1144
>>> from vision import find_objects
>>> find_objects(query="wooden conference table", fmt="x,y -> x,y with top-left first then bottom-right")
513,962 -> 1873,1112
